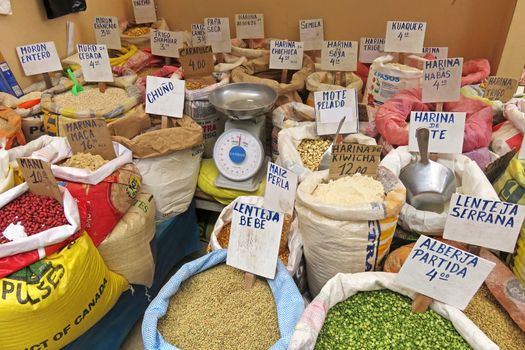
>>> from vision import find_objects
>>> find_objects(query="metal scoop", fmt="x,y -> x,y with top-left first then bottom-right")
318,116 -> 346,171
399,128 -> 456,213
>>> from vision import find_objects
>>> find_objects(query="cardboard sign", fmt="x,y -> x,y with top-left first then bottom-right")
132,0 -> 156,24
17,158 -> 62,204
269,40 -> 304,70
412,46 -> 448,59
191,24 -> 206,47
77,44 -> 113,82
359,37 -> 385,63
408,111 -> 466,154
63,119 -> 117,160
16,42 -> 62,76
443,193 -> 525,252
235,13 -> 264,39
315,88 -> 359,135
329,143 -> 382,179
483,76 -> 518,103
422,58 -> 463,103
151,29 -> 184,58
384,21 -> 426,53
299,18 -> 323,51
204,17 -> 231,53
145,76 -> 184,117
179,46 -> 214,77
93,16 -> 121,50
263,162 -> 298,215
226,201 -> 284,279
396,235 -> 495,310
321,41 -> 358,72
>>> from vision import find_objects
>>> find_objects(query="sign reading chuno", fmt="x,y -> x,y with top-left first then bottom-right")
145,76 -> 185,118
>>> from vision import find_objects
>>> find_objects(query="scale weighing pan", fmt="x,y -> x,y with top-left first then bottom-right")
209,83 -> 278,119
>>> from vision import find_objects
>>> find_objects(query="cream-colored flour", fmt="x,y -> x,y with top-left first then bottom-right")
312,173 -> 385,206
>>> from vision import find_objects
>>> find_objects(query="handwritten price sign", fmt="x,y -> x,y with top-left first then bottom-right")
63,119 -> 117,160
179,45 -> 214,77
269,40 -> 304,70
384,21 -> 426,53
321,41 -> 358,72
17,158 -> 62,203
93,16 -> 121,49
422,58 -> 463,103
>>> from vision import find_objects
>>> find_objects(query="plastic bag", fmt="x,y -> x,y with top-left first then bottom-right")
381,146 -> 498,235
288,272 -> 498,350
0,106 -> 25,149
0,233 -> 128,350
461,59 -> 490,86
142,249 -> 304,350
98,191 -> 156,286
43,0 -> 86,19
295,168 -> 405,295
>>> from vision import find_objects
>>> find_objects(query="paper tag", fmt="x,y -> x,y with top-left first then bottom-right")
269,40 -> 304,70
16,42 -> 62,76
94,16 -> 121,50
226,202 -> 284,279
204,17 -> 232,53
17,158 -> 62,204
132,0 -> 156,24
179,46 -> 214,78
412,46 -> 448,59
395,235 -> 495,310
145,76 -> 185,117
483,76 -> 518,103
77,44 -> 113,82
263,162 -> 298,215
151,29 -> 184,58
384,21 -> 426,53
235,13 -> 264,39
63,119 -> 117,160
191,24 -> 206,47
443,193 -> 525,252
329,143 -> 382,179
314,88 -> 358,135
408,111 -> 466,154
422,58 -> 463,103
321,41 -> 358,72
359,37 -> 385,63
299,19 -> 323,51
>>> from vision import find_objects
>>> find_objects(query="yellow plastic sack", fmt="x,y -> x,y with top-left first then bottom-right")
197,159 -> 265,205
43,111 -> 119,137
0,233 -> 128,350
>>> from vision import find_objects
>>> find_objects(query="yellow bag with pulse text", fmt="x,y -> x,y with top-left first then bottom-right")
0,233 -> 128,350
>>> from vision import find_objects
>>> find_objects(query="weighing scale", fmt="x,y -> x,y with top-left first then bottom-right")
209,83 -> 278,191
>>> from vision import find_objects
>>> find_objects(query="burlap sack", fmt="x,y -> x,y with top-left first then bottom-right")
231,53 -> 315,106
120,18 -> 169,48
305,71 -> 363,105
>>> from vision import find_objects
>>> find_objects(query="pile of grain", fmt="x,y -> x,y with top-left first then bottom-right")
63,153 -> 109,171
53,86 -> 128,113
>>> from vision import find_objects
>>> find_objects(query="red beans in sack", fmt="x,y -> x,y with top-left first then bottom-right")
62,163 -> 141,246
0,192 -> 68,244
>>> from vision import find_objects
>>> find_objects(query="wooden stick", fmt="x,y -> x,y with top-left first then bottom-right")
43,73 -> 52,89
248,39 -> 255,49
243,272 -> 256,290
411,293 -> 433,313
161,116 -> 169,129
164,57 -> 172,66
334,71 -> 342,86
280,69 -> 288,84
216,53 -> 225,64
436,102 -> 443,112
98,82 -> 107,93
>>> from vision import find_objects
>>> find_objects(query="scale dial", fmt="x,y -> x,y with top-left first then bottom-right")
213,128 -> 264,181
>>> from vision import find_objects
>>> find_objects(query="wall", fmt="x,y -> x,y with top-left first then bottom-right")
0,0 -> 131,88
496,0 -> 525,78
157,0 -> 516,72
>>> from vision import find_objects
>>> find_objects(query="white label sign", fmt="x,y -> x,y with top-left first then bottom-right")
299,19 -> 323,51
151,29 -> 184,58
321,41 -> 358,72
413,46 -> 448,59
235,13 -> 264,39
77,44 -> 113,82
264,162 -> 298,215
408,111 -> 466,154
132,0 -> 157,24
269,40 -> 304,70
226,202 -> 284,279
145,76 -> 185,118
204,17 -> 232,53
422,58 -> 463,103
384,21 -> 426,53
191,24 -> 206,47
443,193 -> 525,252
395,235 -> 495,310
94,16 -> 121,50
16,41 -> 62,76
315,88 -> 359,135
359,37 -> 385,63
